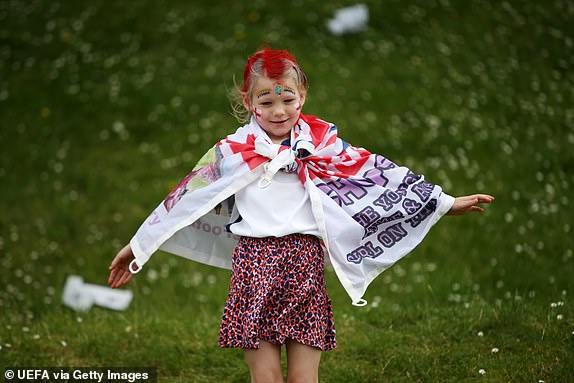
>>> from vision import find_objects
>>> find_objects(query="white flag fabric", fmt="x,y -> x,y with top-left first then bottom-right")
130,114 -> 454,305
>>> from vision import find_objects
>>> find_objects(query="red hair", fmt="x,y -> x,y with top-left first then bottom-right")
242,48 -> 305,93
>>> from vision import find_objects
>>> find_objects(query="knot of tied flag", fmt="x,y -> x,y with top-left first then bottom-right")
252,134 -> 317,188
253,137 -> 296,188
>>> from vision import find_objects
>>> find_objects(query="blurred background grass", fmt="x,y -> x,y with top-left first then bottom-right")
1,0 -> 573,381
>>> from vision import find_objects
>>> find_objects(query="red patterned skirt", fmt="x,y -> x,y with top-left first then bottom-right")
218,234 -> 337,351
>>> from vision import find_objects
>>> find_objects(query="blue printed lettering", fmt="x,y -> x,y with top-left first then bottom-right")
402,170 -> 421,185
373,154 -> 397,171
346,241 -> 384,264
364,210 -> 404,238
405,198 -> 438,227
353,206 -> 381,228
377,223 -> 408,248
317,179 -> 368,206
374,189 -> 403,211
412,180 -> 435,202
402,198 -> 422,215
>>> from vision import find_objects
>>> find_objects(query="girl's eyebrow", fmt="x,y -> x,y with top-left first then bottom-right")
256,89 -> 271,98
284,86 -> 297,95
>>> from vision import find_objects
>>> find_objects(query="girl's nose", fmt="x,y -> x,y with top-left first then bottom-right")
273,104 -> 286,116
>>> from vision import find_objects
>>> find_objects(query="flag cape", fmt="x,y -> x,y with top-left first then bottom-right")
130,114 -> 454,305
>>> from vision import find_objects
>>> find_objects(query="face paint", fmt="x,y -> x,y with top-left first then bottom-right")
250,76 -> 304,144
274,84 -> 283,96
284,85 -> 297,96
256,89 -> 271,98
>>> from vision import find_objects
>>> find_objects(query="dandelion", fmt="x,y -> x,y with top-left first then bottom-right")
146,269 -> 159,282
477,331 -> 484,337
99,130 -> 110,140
60,340 -> 67,347
41,107 -> 51,118
556,314 -> 563,320
478,368 -> 486,375
32,334 -> 40,340
491,347 -> 499,353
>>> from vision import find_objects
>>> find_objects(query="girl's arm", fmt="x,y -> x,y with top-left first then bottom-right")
446,194 -> 494,216
108,244 -> 138,288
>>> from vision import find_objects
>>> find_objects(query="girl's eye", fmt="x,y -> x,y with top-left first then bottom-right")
260,102 -> 272,106
284,99 -> 295,103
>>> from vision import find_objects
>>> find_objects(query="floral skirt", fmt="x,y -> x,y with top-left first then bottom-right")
218,234 -> 336,351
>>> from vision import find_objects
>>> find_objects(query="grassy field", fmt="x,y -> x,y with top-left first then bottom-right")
1,0 -> 573,381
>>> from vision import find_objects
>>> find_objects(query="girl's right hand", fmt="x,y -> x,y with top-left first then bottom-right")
108,244 -> 138,288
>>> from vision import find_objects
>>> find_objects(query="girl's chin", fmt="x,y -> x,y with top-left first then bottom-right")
267,129 -> 291,142
270,132 -> 290,141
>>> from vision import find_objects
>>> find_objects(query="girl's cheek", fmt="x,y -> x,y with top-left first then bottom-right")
295,102 -> 301,111
253,107 -> 262,118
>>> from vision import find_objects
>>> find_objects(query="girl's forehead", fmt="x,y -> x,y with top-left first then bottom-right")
252,76 -> 299,93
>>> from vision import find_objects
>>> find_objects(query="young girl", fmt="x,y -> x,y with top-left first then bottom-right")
108,48 -> 493,383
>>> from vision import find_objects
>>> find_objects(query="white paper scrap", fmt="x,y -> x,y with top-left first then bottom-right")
327,4 -> 369,36
62,275 -> 133,312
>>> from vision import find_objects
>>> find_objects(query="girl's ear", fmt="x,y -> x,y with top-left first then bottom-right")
242,93 -> 251,112
299,91 -> 306,107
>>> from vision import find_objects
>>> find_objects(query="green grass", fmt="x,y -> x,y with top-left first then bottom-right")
1,0 -> 573,381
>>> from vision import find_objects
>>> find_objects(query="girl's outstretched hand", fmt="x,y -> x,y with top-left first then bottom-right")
447,194 -> 494,216
108,244 -> 137,288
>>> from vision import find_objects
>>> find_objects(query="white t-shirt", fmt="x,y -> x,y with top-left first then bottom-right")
229,170 -> 321,238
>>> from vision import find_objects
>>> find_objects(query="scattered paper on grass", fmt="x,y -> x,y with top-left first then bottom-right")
62,275 -> 133,312
327,4 -> 369,36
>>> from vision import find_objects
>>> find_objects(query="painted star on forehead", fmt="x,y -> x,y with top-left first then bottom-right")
274,83 -> 283,96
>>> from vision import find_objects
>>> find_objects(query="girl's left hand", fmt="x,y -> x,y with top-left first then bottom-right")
108,244 -> 137,288
447,194 -> 494,216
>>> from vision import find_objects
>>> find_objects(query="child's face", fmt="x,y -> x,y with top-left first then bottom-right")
245,75 -> 306,144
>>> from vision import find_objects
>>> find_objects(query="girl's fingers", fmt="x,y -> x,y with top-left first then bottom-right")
110,270 -> 121,288
117,270 -> 134,287
110,270 -> 124,289
464,194 -> 494,206
109,267 -> 124,287
473,194 -> 494,202
449,193 -> 493,215
108,268 -> 118,286
109,254 -> 124,270
461,197 -> 479,208
110,268 -> 128,288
